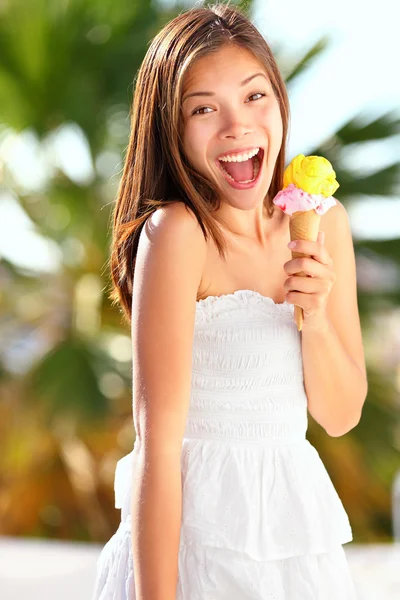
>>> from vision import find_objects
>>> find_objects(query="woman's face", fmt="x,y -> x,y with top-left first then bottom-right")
180,44 -> 283,209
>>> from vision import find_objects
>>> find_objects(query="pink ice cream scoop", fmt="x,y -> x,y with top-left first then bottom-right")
273,183 -> 337,216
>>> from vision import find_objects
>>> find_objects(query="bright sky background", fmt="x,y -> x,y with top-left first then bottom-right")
253,0 -> 400,241
254,0 -> 399,152
0,0 -> 399,273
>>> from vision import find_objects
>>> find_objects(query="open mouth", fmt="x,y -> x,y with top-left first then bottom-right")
216,148 -> 264,188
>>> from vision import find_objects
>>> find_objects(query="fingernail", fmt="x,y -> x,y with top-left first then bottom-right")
288,241 -> 297,249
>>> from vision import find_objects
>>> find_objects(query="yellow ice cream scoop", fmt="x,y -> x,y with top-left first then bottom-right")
283,154 -> 340,197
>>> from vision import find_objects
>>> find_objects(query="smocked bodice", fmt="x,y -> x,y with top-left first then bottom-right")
185,289 -> 307,445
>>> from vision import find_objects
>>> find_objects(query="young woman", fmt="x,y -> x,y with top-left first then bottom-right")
93,3 -> 367,599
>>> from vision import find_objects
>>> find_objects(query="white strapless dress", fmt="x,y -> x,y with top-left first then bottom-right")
92,290 -> 359,599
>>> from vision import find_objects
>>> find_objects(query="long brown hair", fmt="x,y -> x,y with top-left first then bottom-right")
108,1 -> 290,326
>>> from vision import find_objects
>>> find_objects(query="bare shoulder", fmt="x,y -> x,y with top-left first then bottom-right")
131,201 -> 207,455
148,200 -> 204,234
320,198 -> 353,275
320,198 -> 368,383
320,197 -> 349,231
136,200 -> 207,297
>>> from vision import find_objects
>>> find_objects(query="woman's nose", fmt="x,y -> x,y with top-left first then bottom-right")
219,112 -> 254,139
220,106 -> 254,137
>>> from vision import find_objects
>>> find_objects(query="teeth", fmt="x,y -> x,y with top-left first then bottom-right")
219,148 -> 260,162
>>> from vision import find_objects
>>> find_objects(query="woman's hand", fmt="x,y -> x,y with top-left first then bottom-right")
283,231 -> 336,332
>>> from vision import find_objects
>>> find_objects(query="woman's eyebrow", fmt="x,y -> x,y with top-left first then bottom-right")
182,72 -> 268,104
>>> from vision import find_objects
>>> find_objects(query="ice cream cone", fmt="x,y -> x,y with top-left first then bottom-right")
289,209 -> 321,331
272,154 -> 339,330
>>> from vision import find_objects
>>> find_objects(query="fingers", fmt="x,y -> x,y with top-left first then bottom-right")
284,256 -> 327,278
287,239 -> 330,265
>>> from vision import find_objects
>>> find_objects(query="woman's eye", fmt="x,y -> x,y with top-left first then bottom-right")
192,106 -> 213,116
191,92 -> 266,116
247,92 -> 266,102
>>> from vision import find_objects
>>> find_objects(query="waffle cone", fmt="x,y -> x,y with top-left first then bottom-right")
289,209 -> 321,331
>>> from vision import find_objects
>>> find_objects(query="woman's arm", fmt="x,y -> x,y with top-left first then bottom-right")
302,319 -> 367,436
130,202 -> 206,600
301,200 -> 368,436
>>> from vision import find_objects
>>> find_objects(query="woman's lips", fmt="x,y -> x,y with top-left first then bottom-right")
215,148 -> 264,191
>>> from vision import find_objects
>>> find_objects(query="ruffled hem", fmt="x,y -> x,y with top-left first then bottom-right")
177,540 -> 359,600
92,523 -> 358,600
92,519 -> 134,600
114,438 -> 353,562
